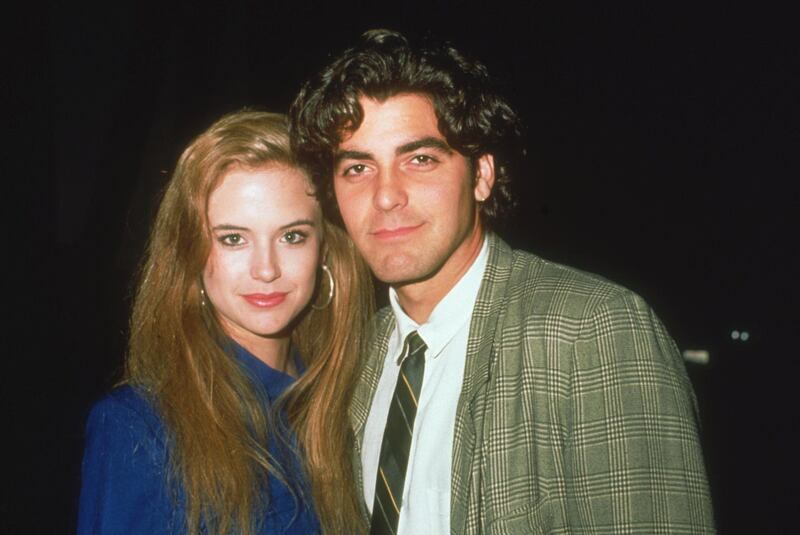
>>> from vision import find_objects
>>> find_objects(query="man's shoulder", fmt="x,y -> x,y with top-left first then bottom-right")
488,240 -> 688,388
516,248 -> 623,290
495,243 -> 637,319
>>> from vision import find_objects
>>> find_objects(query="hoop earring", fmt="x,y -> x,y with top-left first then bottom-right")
312,264 -> 335,310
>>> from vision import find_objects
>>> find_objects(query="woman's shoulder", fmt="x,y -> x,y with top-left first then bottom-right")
85,385 -> 167,449
79,386 -> 181,534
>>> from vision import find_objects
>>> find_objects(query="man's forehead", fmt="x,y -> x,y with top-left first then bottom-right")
336,92 -> 446,150
356,92 -> 438,121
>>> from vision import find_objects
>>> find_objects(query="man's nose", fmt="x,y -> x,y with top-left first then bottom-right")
372,169 -> 408,212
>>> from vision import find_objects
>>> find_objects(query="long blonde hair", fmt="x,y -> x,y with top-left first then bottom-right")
126,110 -> 372,534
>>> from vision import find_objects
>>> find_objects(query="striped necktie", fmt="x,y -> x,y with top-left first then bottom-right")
369,331 -> 427,535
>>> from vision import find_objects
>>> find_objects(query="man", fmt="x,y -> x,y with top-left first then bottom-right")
290,30 -> 714,534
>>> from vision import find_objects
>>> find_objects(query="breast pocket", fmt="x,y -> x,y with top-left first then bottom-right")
487,498 -> 551,535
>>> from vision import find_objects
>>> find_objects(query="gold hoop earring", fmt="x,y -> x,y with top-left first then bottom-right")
312,264 -> 335,310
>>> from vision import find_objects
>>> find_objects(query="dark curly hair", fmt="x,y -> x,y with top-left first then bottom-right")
289,29 -> 524,227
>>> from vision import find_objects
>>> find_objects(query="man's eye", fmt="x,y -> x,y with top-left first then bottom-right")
343,163 -> 367,176
411,154 -> 437,165
220,234 -> 244,246
282,230 -> 308,244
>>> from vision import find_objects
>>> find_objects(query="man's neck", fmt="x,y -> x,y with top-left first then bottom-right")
394,224 -> 485,324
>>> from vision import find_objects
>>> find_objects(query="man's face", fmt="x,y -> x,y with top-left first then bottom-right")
333,93 -> 493,288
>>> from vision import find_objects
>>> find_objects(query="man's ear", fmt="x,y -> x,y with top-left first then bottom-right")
473,154 -> 496,202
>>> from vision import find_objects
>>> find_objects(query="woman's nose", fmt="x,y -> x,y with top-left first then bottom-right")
251,244 -> 280,282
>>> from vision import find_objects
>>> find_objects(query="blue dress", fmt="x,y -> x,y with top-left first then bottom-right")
77,344 -> 321,534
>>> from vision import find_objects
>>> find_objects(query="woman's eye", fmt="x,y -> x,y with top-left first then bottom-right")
282,230 -> 307,244
219,234 -> 244,246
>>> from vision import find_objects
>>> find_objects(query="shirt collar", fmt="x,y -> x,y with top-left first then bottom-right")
230,341 -> 300,400
389,236 -> 489,362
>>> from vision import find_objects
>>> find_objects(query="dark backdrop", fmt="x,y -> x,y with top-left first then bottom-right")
7,1 -> 796,533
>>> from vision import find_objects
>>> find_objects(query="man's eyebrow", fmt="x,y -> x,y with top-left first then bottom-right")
333,137 -> 453,165
396,137 -> 453,156
334,149 -> 373,165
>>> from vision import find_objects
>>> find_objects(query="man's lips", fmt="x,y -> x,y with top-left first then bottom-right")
242,292 -> 287,307
371,224 -> 423,240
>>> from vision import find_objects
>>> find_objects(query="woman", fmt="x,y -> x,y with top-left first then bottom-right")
78,111 -> 373,534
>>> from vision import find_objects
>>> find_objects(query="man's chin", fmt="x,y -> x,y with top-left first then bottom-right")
368,254 -> 440,287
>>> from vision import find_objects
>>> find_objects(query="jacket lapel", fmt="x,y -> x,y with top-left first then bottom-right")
450,233 -> 514,534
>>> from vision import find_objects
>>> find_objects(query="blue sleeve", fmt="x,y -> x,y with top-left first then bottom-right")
77,388 -> 184,535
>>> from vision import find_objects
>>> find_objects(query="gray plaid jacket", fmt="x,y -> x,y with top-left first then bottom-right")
351,234 -> 715,534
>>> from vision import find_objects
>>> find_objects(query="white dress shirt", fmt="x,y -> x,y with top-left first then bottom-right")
362,237 -> 489,535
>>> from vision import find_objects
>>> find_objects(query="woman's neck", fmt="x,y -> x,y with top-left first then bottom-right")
232,332 -> 296,377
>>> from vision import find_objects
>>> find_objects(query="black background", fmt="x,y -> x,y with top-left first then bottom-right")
6,1 -> 796,533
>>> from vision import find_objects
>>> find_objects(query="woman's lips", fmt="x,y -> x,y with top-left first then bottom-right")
242,292 -> 287,307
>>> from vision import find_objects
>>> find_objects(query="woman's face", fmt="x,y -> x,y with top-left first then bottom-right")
202,164 -> 322,352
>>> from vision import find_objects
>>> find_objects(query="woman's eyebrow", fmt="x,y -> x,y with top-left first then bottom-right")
212,224 -> 248,231
279,219 -> 316,230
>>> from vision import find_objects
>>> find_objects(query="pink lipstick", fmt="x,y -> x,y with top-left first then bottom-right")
243,292 -> 287,307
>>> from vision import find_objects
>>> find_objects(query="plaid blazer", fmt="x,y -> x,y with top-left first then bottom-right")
351,234 -> 715,534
